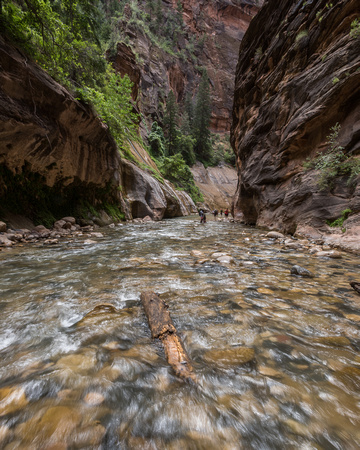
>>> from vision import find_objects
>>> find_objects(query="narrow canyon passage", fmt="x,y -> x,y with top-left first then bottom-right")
1,217 -> 360,448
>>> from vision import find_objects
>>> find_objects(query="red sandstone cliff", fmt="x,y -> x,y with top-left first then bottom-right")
111,0 -> 261,133
231,0 -> 360,238
0,37 -> 195,225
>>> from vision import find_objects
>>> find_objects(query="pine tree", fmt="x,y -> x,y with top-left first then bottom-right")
193,70 -> 212,162
163,90 -> 179,156
177,111 -> 195,165
184,92 -> 194,132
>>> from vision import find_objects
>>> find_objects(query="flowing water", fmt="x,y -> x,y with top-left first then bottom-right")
1,217 -> 360,449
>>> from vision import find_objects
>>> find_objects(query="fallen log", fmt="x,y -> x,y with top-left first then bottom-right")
140,291 -> 196,383
350,282 -> 360,295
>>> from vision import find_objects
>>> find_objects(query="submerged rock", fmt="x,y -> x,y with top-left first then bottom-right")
315,336 -> 351,347
0,386 -> 28,417
203,347 -> 255,368
290,265 -> 314,278
15,405 -> 81,444
84,392 -> 105,406
314,251 -> 342,259
334,366 -> 360,390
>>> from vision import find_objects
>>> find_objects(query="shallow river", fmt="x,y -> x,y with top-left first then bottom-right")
1,217 -> 360,449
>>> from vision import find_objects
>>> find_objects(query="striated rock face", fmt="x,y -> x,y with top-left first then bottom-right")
113,0 -> 261,133
0,37 -> 195,224
0,36 -> 123,220
191,162 -> 237,210
231,0 -> 360,234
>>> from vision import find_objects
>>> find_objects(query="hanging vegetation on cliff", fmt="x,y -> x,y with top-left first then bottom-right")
1,0 -> 139,152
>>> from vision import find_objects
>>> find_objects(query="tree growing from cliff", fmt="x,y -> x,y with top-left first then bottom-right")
193,70 -> 212,162
163,90 -> 179,156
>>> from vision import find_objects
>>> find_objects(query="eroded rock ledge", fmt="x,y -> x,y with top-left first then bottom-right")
0,37 -> 195,225
231,0 -> 360,237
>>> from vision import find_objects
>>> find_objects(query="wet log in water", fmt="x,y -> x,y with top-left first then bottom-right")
140,291 -> 196,383
350,282 -> 360,295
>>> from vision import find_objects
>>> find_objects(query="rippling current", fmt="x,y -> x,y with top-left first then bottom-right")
1,216 -> 360,449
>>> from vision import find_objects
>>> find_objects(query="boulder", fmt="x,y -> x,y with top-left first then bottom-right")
0,221 -> 7,232
0,235 -> 13,247
61,216 -> 76,225
267,231 -> 284,239
290,265 -> 314,278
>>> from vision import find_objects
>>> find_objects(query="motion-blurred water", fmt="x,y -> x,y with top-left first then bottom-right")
0,217 -> 360,449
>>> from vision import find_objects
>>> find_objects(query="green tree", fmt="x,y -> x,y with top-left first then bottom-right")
159,154 -> 203,202
177,111 -> 195,165
148,121 -> 166,158
193,70 -> 212,162
163,90 -> 179,156
183,93 -> 194,132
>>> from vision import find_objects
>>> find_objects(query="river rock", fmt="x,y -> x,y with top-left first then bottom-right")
315,336 -> 351,347
203,347 -> 255,368
44,239 -> 59,245
0,235 -> 13,247
71,424 -> 106,447
258,366 -> 283,378
334,366 -> 360,390
267,231 -> 284,239
290,265 -> 314,278
0,424 -> 11,442
0,386 -> 28,416
314,251 -> 342,259
90,232 -> 103,238
210,252 -> 230,259
191,250 -> 205,258
33,225 -> 51,234
61,216 -> 76,225
284,239 -> 303,250
54,219 -> 71,230
56,352 -> 96,374
83,239 -> 97,245
216,255 -> 234,264
84,392 -> 105,405
0,221 -> 7,232
15,406 -> 81,444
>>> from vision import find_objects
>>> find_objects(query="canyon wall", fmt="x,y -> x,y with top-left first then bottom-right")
231,0 -> 360,235
111,0 -> 261,134
0,37 -> 194,226
191,162 -> 237,211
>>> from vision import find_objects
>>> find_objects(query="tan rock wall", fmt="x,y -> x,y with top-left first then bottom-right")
191,162 -> 237,210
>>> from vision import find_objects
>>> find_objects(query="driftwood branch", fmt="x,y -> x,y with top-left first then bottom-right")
140,291 -> 196,383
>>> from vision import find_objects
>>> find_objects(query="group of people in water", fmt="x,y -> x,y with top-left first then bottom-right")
198,208 -> 230,224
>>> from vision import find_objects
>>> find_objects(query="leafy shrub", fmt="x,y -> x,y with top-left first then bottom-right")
159,154 -> 203,203
77,69 -> 139,152
350,18 -> 360,38
326,208 -> 352,229
304,123 -> 360,190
